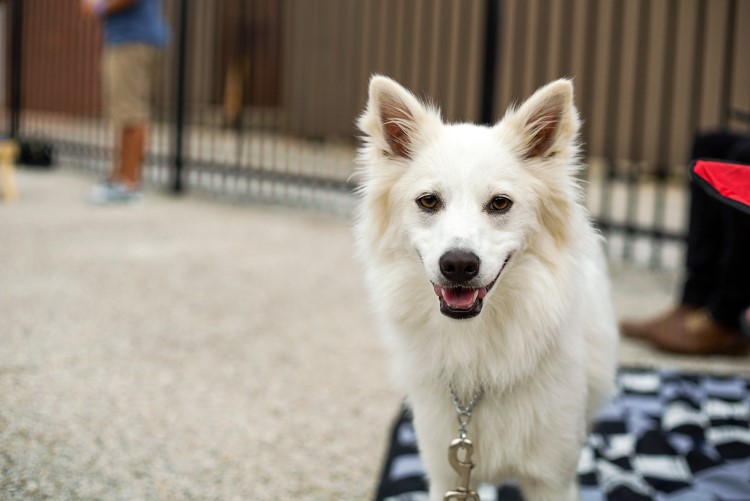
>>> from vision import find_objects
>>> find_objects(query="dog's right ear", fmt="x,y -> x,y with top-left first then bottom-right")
358,76 -> 438,161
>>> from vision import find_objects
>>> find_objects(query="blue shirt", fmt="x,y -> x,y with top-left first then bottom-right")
104,0 -> 169,48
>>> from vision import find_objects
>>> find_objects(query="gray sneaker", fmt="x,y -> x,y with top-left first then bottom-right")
87,181 -> 142,205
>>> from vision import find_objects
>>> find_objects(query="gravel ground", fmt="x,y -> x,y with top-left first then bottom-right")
2,169 -> 747,501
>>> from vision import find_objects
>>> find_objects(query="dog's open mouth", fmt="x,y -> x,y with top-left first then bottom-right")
432,256 -> 511,320
433,285 -> 488,319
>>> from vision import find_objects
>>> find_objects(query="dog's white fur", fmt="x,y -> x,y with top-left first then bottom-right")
355,76 -> 618,501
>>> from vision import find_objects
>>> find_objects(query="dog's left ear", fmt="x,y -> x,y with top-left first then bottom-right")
505,79 -> 579,160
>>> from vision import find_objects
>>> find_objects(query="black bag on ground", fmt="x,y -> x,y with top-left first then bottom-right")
19,140 -> 54,167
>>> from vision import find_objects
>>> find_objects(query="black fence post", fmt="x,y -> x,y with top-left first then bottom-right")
172,0 -> 190,193
9,0 -> 24,139
479,0 -> 500,125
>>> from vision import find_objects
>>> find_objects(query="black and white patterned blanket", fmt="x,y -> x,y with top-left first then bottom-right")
375,369 -> 750,501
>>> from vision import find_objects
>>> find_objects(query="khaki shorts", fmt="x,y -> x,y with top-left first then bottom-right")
102,44 -> 159,126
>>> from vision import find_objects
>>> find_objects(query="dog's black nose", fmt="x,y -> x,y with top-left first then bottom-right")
439,250 -> 480,283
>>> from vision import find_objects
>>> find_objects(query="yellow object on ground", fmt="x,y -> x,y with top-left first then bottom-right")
0,140 -> 19,202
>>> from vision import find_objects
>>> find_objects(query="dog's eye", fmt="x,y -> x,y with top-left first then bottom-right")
416,194 -> 440,211
489,196 -> 513,212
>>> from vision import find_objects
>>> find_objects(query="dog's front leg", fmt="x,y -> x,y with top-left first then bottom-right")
421,443 -> 459,501
413,419 -> 465,501
518,476 -> 578,501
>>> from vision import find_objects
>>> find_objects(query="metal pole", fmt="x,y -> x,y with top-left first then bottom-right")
172,0 -> 190,193
720,0 -> 737,128
479,0 -> 500,125
9,0 -> 24,139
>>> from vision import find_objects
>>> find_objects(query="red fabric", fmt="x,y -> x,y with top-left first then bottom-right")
693,160 -> 750,210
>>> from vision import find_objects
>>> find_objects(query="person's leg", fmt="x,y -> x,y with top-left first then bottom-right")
115,44 -> 156,190
118,123 -> 148,189
87,47 -> 125,204
103,47 -> 122,182
620,131 -> 749,351
622,132 -> 729,337
111,130 -> 122,181
680,131 -> 742,306
89,45 -> 153,203
708,207 -> 750,328
707,139 -> 750,329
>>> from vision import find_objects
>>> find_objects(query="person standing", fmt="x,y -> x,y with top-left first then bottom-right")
620,131 -> 750,355
84,0 -> 168,204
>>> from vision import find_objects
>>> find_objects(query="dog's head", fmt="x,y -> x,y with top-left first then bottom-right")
357,76 -> 581,320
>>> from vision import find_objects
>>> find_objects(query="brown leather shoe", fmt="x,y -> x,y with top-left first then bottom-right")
648,309 -> 749,356
619,305 -> 696,340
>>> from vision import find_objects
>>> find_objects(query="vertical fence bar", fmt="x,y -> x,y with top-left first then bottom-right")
480,0 -> 500,125
720,0 -> 737,128
9,0 -> 23,139
533,0 -> 550,88
244,0 -> 255,198
172,0 -> 189,193
510,0 -> 527,102
598,0 -> 625,244
687,1 -> 707,142
207,1 -> 222,192
557,0 -> 573,79
235,0 -> 244,195
409,0 -> 424,90
579,0 -> 599,166
309,0 -> 322,206
445,0 -> 461,121
622,0 -> 651,261
271,0 -> 284,194
649,0 -> 679,268
192,0 -> 206,183
233,0 -> 247,195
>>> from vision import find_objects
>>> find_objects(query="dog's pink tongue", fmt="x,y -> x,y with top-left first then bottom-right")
439,287 -> 477,308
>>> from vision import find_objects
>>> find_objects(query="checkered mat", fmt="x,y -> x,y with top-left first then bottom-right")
375,369 -> 750,501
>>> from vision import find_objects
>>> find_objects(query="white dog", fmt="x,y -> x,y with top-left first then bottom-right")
355,76 -> 618,501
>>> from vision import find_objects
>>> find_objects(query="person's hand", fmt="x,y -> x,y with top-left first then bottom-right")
81,0 -> 104,18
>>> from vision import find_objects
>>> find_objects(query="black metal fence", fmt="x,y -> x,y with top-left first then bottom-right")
3,0 -> 750,267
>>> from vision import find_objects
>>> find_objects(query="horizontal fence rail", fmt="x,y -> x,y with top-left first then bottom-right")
3,0 -> 750,267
